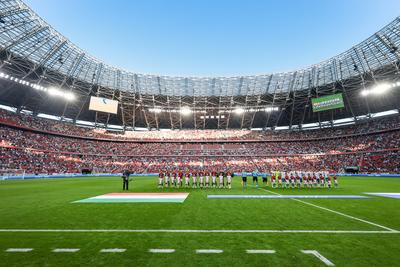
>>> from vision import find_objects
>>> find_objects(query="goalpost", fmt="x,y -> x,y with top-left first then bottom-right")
0,169 -> 26,180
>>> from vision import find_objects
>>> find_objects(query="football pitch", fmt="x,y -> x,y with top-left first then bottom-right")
0,176 -> 399,266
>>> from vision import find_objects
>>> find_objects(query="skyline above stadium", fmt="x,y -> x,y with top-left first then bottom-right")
25,0 -> 400,77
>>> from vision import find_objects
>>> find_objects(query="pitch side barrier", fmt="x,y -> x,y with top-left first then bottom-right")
2,173 -> 400,180
1,173 -> 158,180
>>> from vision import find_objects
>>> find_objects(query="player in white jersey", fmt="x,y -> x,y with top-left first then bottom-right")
192,172 -> 197,188
164,173 -> 169,188
199,172 -> 204,189
226,171 -> 232,189
212,171 -> 217,188
158,172 -> 164,188
174,173 -> 180,188
169,172 -> 175,188
219,172 -> 224,188
185,173 -> 190,188
205,172 -> 210,188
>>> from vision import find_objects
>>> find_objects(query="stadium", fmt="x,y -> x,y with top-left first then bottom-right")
0,0 -> 399,266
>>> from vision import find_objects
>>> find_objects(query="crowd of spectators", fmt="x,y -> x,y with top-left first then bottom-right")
1,122 -> 399,175
1,125 -> 399,156
1,109 -> 399,142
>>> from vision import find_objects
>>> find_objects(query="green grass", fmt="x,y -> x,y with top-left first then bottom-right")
0,176 -> 399,266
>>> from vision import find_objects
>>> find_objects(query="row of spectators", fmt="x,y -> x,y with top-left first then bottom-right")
1,109 -> 399,141
1,125 -> 399,156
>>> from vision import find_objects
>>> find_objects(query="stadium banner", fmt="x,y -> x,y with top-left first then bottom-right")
89,96 -> 119,114
311,93 -> 344,112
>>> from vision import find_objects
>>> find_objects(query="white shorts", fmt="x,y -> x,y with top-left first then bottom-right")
205,176 -> 210,183
227,176 -> 232,183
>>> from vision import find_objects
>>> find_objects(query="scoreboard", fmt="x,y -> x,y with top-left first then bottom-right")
311,93 -> 344,112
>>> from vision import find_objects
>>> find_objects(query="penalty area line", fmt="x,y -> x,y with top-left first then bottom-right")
0,229 -> 397,234
259,188 -> 397,232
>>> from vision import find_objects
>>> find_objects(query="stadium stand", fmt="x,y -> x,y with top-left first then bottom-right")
1,109 -> 399,175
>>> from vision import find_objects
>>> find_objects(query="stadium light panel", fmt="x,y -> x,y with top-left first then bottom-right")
48,87 -> 75,101
64,92 -> 75,101
361,82 -> 397,97
234,107 -> 245,114
149,108 -> 162,113
361,90 -> 369,96
180,107 -> 192,115
373,83 -> 391,94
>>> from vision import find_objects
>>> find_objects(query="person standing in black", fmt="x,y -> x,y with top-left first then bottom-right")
122,170 -> 131,190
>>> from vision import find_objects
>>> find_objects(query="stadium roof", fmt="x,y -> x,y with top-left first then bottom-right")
0,0 -> 399,129
1,0 -> 400,96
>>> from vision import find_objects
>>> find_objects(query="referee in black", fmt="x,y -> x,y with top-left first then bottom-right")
122,170 -> 131,190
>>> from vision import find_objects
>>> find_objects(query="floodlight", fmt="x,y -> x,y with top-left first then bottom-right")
361,90 -> 369,97
64,92 -> 75,101
180,107 -> 192,115
234,107 -> 245,114
149,108 -> 162,113
372,83 -> 391,94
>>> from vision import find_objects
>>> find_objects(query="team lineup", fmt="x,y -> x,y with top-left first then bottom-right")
158,170 -> 339,189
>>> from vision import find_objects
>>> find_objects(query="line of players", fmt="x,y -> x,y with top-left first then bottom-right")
158,170 -> 338,189
158,171 -> 233,189
270,171 -> 338,188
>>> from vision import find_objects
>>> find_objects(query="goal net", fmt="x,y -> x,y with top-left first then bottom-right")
0,169 -> 26,180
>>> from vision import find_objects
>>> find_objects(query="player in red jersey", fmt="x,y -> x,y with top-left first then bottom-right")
327,175 -> 332,188
309,173 -> 314,188
312,172 -> 317,188
271,173 -> 276,188
290,172 -> 295,188
179,171 -> 184,187
284,172 -> 289,188
185,172 -> 190,188
296,172 -> 301,189
333,174 -> 338,188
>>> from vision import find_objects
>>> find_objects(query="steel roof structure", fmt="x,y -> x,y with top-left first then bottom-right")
0,0 -> 399,130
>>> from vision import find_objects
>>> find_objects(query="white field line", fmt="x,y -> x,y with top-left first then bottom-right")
5,248 -> 33,252
52,248 -> 80,253
0,229 -> 398,234
259,188 -> 397,232
100,248 -> 126,253
149,249 -> 175,253
246,249 -> 276,254
301,250 -> 335,266
196,249 -> 223,254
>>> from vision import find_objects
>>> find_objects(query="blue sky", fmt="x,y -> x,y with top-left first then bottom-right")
25,0 -> 400,77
